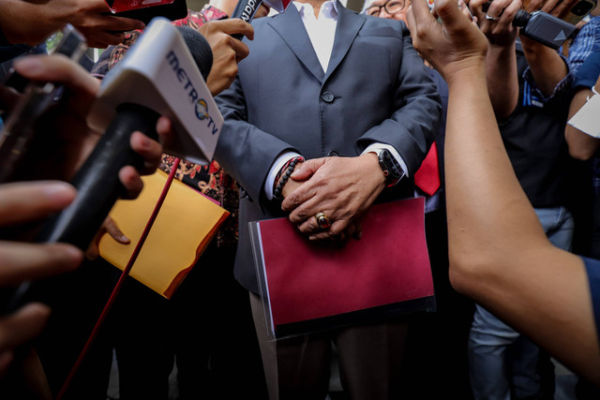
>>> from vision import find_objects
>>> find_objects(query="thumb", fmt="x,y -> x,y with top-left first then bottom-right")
290,158 -> 327,181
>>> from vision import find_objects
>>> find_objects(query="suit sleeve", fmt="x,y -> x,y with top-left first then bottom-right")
214,73 -> 299,204
357,26 -> 442,176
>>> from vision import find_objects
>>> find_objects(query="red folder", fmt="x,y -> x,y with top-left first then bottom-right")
250,197 -> 435,338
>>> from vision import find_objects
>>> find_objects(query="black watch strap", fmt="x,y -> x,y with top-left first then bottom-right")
377,149 -> 403,186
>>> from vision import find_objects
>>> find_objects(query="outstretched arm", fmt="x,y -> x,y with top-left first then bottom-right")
407,0 -> 600,383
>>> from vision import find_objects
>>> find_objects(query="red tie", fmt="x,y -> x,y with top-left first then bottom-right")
414,142 -> 440,196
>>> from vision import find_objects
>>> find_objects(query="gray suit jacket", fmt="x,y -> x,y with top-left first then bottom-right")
214,2 -> 441,293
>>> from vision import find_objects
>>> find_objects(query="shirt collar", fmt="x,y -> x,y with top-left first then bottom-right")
293,0 -> 339,19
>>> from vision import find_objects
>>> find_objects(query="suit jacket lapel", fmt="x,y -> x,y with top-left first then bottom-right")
267,5 -> 325,82
324,1 -> 365,83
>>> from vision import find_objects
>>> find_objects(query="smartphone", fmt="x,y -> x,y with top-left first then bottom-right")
107,0 -> 188,24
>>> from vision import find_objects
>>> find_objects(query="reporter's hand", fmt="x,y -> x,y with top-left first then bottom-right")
86,216 -> 130,259
197,19 -> 254,95
60,0 -> 145,48
467,0 -> 521,46
524,0 -> 579,18
0,181 -> 84,376
407,0 -> 488,83
281,154 -> 386,240
0,0 -> 144,47
10,55 -> 169,197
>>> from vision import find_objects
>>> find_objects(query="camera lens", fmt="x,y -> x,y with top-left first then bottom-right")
571,0 -> 593,16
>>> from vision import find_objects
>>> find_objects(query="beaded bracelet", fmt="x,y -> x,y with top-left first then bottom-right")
273,156 -> 303,201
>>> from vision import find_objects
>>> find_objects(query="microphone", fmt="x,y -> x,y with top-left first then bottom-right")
38,18 -> 222,251
230,0 -> 291,39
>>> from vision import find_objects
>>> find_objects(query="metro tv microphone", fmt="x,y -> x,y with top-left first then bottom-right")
230,0 -> 291,39
37,18 -> 224,251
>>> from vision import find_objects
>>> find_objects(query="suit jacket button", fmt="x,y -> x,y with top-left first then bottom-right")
321,91 -> 335,103
328,150 -> 339,156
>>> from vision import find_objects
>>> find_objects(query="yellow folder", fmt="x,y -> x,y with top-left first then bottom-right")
99,169 -> 229,298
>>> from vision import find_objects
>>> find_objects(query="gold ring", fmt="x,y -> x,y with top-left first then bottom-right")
315,212 -> 331,230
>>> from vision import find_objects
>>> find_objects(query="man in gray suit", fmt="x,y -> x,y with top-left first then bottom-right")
215,1 -> 441,398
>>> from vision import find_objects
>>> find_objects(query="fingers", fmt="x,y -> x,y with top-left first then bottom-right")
94,15 -> 145,33
210,19 -> 255,41
411,0 -> 437,25
13,55 -> 99,116
118,166 -> 144,199
103,216 -> 129,244
547,0 -> 578,17
0,303 -> 50,357
485,0 -> 510,19
229,38 -> 251,62
540,0 -> 561,12
0,241 -> 82,285
156,116 -> 175,149
290,158 -> 327,181
281,183 -> 318,212
0,181 -> 76,227
13,55 -> 99,97
85,31 -> 127,48
437,0 -> 476,35
129,131 -> 162,175
497,0 -> 521,28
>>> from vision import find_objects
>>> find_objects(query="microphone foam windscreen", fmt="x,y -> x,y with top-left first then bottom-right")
177,26 -> 213,80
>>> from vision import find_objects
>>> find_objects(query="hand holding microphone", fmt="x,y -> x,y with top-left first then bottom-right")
198,19 -> 254,95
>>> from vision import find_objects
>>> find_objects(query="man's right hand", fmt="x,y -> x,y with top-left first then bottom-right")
198,19 -> 254,95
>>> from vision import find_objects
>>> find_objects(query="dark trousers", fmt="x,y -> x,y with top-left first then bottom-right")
113,243 -> 268,400
402,208 -> 474,400
250,293 -> 408,400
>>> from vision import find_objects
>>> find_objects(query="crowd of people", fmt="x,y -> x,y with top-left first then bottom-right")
1,0 -> 600,398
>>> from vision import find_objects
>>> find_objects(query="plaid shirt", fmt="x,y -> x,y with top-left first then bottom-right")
521,17 -> 600,108
92,6 -> 240,249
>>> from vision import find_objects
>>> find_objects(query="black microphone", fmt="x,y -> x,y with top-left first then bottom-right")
229,0 -> 290,39
36,23 -> 213,250
230,0 -> 264,39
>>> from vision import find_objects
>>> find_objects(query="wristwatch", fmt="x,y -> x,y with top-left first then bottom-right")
373,148 -> 403,187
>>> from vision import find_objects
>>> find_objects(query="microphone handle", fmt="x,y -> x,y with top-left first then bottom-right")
231,0 -> 264,40
37,103 -> 160,249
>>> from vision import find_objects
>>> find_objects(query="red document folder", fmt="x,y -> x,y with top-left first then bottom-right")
250,197 -> 435,338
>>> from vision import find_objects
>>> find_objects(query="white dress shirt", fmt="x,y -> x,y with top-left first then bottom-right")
264,1 -> 408,200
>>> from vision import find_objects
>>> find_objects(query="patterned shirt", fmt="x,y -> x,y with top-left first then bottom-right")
92,6 -> 239,249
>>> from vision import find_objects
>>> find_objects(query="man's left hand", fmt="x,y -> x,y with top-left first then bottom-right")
281,153 -> 386,240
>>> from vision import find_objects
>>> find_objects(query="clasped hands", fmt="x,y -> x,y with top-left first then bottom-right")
280,153 -> 386,242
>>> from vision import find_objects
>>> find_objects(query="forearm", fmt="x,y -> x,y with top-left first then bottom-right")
446,66 -> 600,383
520,36 -> 568,97
486,43 -> 519,118
445,64 -> 547,275
0,0 -> 68,45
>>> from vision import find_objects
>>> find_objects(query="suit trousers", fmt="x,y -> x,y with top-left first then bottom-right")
250,293 -> 408,400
